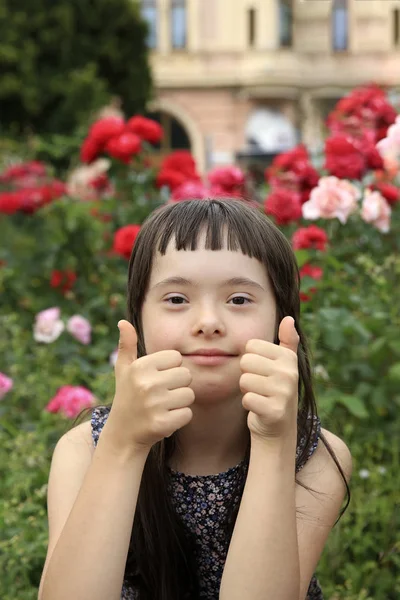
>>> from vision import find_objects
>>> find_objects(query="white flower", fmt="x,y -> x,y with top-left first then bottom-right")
359,469 -> 370,479
33,307 -> 65,343
314,364 -> 329,381
377,466 -> 387,475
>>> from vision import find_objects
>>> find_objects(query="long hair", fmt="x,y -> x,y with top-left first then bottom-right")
75,198 -> 350,599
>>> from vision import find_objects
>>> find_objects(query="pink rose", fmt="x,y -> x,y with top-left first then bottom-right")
361,190 -> 391,233
109,347 -> 118,367
67,315 -> 92,345
171,180 -> 210,202
34,307 -> 65,343
45,385 -> 96,419
208,166 -> 245,194
302,176 -> 360,224
0,373 -> 13,400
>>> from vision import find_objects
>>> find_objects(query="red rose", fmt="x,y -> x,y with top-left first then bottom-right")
292,225 -> 328,251
50,269 -> 77,293
105,133 -> 142,163
299,263 -> 323,302
156,169 -> 188,191
364,144 -> 384,170
89,117 -> 125,146
324,135 -> 366,180
0,192 -> 21,214
370,183 -> 400,206
161,151 -> 199,179
300,264 -> 323,280
265,145 -> 319,203
81,137 -> 100,164
208,166 -> 245,194
113,224 -> 141,260
126,116 -> 163,145
0,161 -> 47,183
264,188 -> 302,225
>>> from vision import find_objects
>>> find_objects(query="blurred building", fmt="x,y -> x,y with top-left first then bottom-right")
140,0 -> 400,172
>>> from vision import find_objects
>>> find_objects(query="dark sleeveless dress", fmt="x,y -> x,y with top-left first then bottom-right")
91,406 -> 324,600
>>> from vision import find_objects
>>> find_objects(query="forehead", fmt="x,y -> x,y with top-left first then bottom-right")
149,231 -> 269,285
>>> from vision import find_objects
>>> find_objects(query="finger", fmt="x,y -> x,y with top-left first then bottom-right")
278,316 -> 299,355
245,338 -> 281,359
242,391 -> 268,414
164,407 -> 193,436
159,367 -> 192,390
116,320 -> 138,366
240,372 -> 272,396
140,349 -> 183,371
166,387 -> 195,410
240,353 -> 274,377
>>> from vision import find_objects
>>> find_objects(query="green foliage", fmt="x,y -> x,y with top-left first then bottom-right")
1,133 -> 400,599
0,0 -> 152,135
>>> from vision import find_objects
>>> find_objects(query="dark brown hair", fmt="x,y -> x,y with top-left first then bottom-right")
75,198 -> 350,599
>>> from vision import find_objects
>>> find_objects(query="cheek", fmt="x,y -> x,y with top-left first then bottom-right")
237,317 -> 276,347
142,319 -> 181,353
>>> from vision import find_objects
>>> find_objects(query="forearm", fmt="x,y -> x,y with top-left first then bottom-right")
219,437 -> 300,600
40,425 -> 149,600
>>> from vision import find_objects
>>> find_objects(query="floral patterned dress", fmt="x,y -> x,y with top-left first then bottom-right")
91,406 -> 324,600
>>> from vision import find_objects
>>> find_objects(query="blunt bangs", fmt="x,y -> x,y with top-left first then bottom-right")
155,199 -> 269,261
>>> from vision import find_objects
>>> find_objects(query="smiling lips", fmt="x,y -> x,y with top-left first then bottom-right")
183,349 -> 237,366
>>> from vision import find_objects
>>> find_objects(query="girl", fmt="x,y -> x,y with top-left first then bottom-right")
39,198 -> 352,600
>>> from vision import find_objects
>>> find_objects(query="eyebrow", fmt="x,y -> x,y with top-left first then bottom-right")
151,276 -> 266,292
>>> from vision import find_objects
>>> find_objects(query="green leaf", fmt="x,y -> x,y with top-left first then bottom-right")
337,394 -> 369,418
388,363 -> 400,382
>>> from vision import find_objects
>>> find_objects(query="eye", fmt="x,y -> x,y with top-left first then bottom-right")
229,296 -> 253,305
165,295 -> 187,305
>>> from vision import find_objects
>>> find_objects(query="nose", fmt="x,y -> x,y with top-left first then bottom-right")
191,302 -> 226,337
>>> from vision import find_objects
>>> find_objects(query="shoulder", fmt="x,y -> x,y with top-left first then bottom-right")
297,426 -> 352,490
320,428 -> 353,481
60,418 -> 95,457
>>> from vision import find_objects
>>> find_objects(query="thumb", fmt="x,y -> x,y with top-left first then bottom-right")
278,316 -> 299,355
116,320 -> 138,366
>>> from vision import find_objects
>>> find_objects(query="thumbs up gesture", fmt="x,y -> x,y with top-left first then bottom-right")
106,320 -> 194,454
239,317 -> 300,443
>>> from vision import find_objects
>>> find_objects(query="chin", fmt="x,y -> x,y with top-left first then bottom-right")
191,381 -> 240,405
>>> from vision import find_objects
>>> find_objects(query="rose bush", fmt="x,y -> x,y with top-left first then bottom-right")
1,83 -> 400,599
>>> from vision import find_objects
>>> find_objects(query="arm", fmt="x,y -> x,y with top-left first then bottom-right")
219,429 -> 352,600
219,436 -> 300,600
39,420 -> 149,600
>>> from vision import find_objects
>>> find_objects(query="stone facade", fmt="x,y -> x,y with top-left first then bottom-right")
142,0 -> 400,171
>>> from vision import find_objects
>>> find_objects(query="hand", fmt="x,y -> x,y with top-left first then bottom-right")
239,316 -> 299,443
106,320 -> 194,454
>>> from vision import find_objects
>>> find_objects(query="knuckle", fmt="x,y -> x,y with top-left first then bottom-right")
240,372 -> 252,388
270,404 -> 286,422
137,378 -> 152,394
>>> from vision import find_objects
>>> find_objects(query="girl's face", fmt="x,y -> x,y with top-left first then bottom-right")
141,232 -> 277,404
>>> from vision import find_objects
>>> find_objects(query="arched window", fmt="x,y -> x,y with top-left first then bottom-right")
332,0 -> 348,52
145,111 -> 191,165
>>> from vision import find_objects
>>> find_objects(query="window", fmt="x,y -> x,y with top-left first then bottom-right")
279,0 -> 293,48
248,8 -> 256,47
394,8 -> 400,46
141,0 -> 158,49
171,0 -> 187,49
145,112 -> 191,166
332,0 -> 348,52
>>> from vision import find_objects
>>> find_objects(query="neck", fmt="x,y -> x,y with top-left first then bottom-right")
169,395 -> 250,476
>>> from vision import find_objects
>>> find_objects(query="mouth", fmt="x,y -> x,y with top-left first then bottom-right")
184,349 -> 236,357
183,351 -> 237,366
